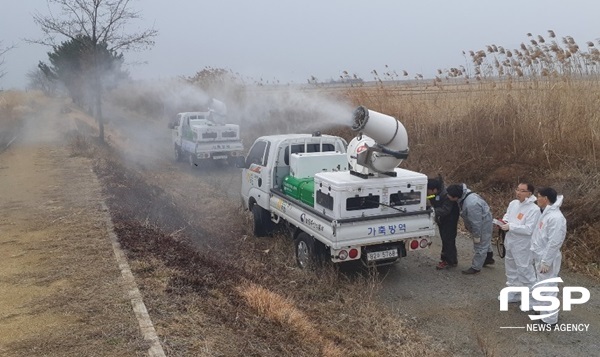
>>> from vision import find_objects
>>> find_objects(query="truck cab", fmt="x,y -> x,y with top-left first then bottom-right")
241,133 -> 347,214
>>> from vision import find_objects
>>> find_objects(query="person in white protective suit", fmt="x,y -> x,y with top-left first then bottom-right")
530,187 -> 566,326
446,183 -> 494,274
497,182 -> 540,304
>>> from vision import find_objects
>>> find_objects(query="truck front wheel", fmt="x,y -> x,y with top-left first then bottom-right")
295,232 -> 322,269
252,204 -> 272,237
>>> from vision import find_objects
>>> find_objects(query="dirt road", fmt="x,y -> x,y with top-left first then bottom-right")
0,114 -> 146,356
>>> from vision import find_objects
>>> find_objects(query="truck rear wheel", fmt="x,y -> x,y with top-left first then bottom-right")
295,232 -> 323,269
252,204 -> 272,237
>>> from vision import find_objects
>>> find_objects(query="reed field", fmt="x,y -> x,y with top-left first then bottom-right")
328,31 -> 600,277
335,76 -> 600,276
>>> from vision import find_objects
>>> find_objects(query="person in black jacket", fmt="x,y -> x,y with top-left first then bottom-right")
427,178 -> 460,269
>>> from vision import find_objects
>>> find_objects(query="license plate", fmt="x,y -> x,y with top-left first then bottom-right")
212,155 -> 227,160
367,249 -> 398,261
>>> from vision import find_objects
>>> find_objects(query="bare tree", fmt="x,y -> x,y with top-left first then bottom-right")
0,41 -> 16,81
30,0 -> 157,142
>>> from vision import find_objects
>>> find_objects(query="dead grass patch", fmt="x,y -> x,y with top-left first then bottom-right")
237,282 -> 346,356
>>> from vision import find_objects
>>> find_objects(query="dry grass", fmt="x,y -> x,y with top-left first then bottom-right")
0,91 -> 28,146
237,283 -> 346,357
67,131 -> 97,157
0,90 -> 63,150
476,333 -> 497,357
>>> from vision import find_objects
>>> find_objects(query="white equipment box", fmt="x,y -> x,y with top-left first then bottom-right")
289,152 -> 348,178
313,168 -> 428,219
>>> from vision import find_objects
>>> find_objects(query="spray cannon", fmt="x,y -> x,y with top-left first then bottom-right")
347,106 -> 409,176
207,98 -> 227,124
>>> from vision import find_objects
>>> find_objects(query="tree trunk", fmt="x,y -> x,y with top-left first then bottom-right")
96,87 -> 104,143
93,44 -> 104,144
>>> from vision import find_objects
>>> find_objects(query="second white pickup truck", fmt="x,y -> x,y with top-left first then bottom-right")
170,99 -> 244,166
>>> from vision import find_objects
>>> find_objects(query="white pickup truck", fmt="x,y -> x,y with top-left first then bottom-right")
170,100 -> 244,166
240,106 -> 436,268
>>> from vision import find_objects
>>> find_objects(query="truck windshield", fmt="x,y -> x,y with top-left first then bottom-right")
189,119 -> 211,126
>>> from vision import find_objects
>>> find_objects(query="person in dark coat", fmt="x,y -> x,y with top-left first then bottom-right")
427,178 -> 460,269
447,183 -> 495,274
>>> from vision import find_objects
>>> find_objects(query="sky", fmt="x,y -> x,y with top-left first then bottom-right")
1,0 -> 600,89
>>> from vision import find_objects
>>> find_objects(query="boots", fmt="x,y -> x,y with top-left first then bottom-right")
484,251 -> 495,266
